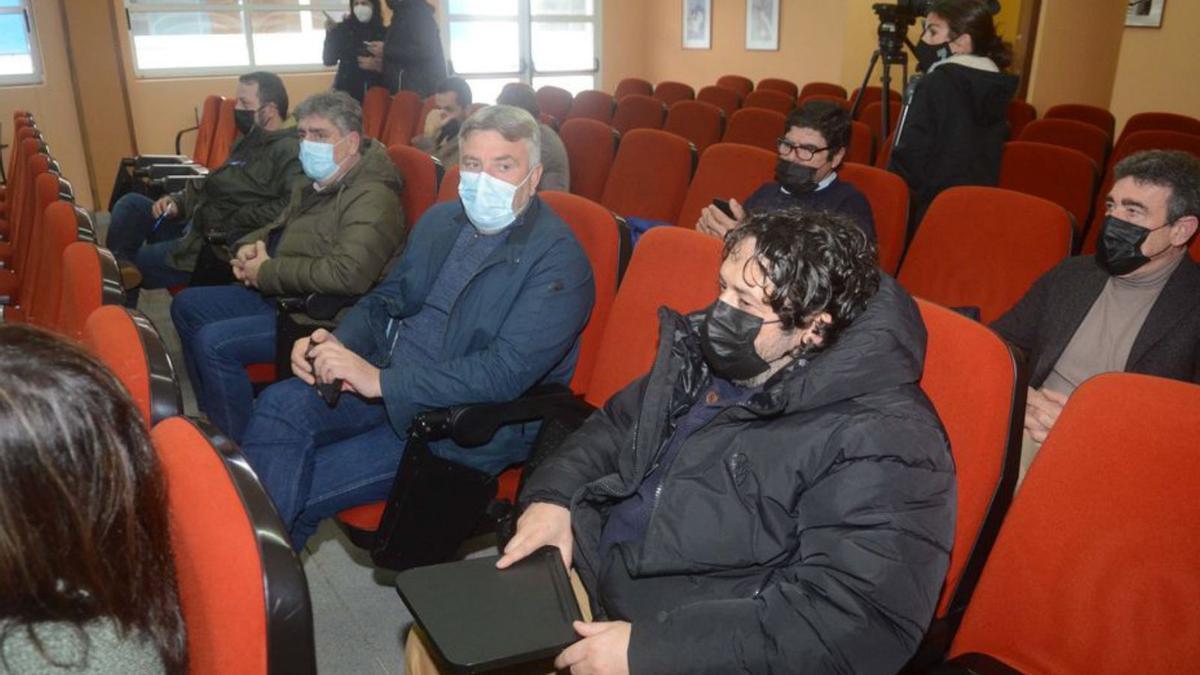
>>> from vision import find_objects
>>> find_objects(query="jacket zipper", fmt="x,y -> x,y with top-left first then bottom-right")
639,402 -> 753,560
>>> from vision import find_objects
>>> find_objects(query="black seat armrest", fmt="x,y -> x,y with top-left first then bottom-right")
159,174 -> 207,194
411,384 -> 590,448
139,163 -> 207,180
128,154 -> 193,169
275,293 -> 359,321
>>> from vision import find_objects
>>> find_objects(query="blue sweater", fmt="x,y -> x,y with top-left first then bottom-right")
744,176 -> 877,243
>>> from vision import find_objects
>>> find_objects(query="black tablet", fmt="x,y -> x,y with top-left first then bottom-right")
396,546 -> 582,673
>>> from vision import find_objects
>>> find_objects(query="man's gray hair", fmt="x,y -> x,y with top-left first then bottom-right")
1114,149 -> 1200,224
294,90 -> 363,138
458,104 -> 542,167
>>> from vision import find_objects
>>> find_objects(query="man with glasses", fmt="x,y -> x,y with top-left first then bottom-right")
697,100 -> 876,242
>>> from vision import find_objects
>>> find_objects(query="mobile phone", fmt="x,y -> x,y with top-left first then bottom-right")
712,198 -> 736,219
304,341 -> 344,407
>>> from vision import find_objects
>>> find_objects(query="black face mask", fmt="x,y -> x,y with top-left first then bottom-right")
234,108 -> 258,136
700,301 -> 779,381
775,158 -> 818,195
914,40 -> 952,72
1096,215 -> 1168,276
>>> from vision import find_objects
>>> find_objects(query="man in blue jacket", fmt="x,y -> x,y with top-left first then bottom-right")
239,105 -> 595,550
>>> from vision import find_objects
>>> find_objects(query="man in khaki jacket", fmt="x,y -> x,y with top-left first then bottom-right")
170,90 -> 406,442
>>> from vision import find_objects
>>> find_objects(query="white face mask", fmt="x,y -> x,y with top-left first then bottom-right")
353,4 -> 373,23
458,169 -> 534,234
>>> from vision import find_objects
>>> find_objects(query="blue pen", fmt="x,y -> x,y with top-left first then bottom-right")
150,212 -> 168,234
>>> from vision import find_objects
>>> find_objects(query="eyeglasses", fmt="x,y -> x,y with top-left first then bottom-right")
776,138 -> 829,161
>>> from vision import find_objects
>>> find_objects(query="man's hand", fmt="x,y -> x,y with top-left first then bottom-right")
695,198 -> 745,239
151,196 -> 178,219
424,109 -> 452,136
1025,386 -> 1069,443
231,242 -> 259,281
357,55 -> 383,72
307,332 -> 382,398
241,241 -> 271,288
554,621 -> 631,675
496,502 -> 573,570
291,329 -> 343,384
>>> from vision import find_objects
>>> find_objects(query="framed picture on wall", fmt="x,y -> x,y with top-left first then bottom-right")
746,0 -> 780,50
1126,0 -> 1166,27
683,0 -> 712,50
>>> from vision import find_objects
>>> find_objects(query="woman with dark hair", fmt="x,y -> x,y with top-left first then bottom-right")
323,0 -> 386,102
888,0 -> 1018,231
0,325 -> 186,674
368,0 -> 447,96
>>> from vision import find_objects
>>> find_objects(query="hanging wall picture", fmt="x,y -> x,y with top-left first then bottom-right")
1126,0 -> 1166,27
684,0 -> 712,49
746,0 -> 780,50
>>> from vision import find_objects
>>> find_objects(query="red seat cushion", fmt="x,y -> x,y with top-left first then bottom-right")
338,502 -> 385,531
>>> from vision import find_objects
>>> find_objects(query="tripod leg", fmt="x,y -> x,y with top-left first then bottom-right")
850,50 -> 882,120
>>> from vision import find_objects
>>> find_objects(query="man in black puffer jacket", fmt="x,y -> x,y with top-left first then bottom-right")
501,208 -> 957,674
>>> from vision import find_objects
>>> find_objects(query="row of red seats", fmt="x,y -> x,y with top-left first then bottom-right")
333,207 -> 1199,671
0,108 -> 315,674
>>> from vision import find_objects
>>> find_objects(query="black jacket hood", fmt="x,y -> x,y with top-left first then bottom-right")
933,62 -> 1019,127
675,274 -> 926,415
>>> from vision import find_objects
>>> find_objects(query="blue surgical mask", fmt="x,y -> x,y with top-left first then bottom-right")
299,137 -> 346,182
458,169 -> 533,233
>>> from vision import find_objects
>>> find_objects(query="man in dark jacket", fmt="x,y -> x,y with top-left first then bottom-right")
696,100 -> 877,243
170,90 -> 406,443
105,71 -> 304,304
477,209 -> 955,675
365,0 -> 446,96
239,105 -> 594,550
991,150 -> 1200,482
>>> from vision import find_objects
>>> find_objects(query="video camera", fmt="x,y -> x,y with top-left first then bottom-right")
870,0 -> 999,59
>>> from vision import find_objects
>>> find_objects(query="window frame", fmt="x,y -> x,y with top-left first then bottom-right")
0,0 -> 44,87
123,0 -> 346,79
442,0 -> 603,98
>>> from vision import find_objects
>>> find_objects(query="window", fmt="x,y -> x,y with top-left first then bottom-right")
0,0 -> 42,86
124,0 -> 344,76
445,0 -> 600,104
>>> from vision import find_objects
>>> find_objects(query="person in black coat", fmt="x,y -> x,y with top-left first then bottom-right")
477,209 -> 955,675
888,0 -> 1018,233
365,0 -> 447,97
323,0 -> 386,103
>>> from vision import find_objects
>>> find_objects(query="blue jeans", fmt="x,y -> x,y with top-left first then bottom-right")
106,193 -> 192,305
171,285 -> 276,442
241,378 -> 407,550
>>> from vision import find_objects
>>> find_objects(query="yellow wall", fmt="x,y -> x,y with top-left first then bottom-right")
0,0 -> 93,208
1025,0 -> 1127,113
62,0 -> 136,211
599,0 -> 648,92
1109,0 -> 1200,132
631,0 -> 848,92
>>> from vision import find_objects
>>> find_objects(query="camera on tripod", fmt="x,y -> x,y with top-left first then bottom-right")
870,0 -> 932,60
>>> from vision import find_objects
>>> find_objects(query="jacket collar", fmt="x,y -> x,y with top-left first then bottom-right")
664,275 -> 927,417
930,54 -> 1000,73
1127,256 -> 1200,367
447,194 -> 546,263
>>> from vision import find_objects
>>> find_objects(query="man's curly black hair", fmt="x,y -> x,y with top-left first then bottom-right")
724,207 -> 880,347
